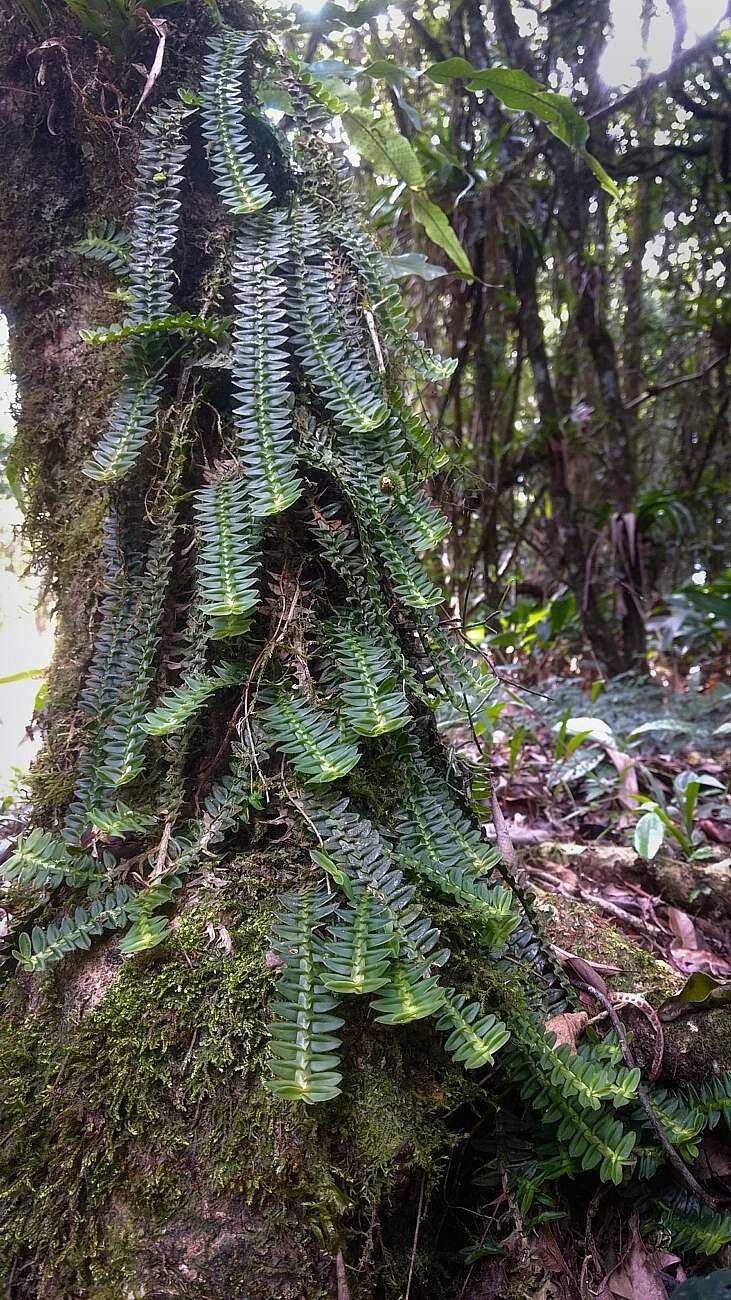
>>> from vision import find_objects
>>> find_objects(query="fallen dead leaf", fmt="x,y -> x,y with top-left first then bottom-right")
602,1216 -> 676,1300
667,906 -> 698,950
669,946 -> 731,977
545,1011 -> 589,1054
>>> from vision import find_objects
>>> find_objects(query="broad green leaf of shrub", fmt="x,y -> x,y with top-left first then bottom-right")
634,810 -> 665,860
424,59 -> 619,198
381,252 -> 448,280
343,109 -> 424,187
674,1272 -> 731,1300
410,193 -> 473,280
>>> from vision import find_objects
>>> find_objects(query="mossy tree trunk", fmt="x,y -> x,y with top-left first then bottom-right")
3,7 -> 729,1299
0,8 -> 492,1297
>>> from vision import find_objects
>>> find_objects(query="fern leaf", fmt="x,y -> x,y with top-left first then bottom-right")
83,376 -> 161,483
290,205 -> 388,433
80,313 -> 230,348
373,527 -> 443,608
402,853 -> 519,952
370,959 -> 445,1024
128,103 -> 190,324
14,887 -> 134,973
119,875 -> 182,956
1,827 -> 95,890
266,886 -> 343,1103
201,29 -> 273,215
320,891 -> 396,994
194,474 -> 263,638
97,522 -> 175,788
326,621 -> 410,737
259,690 -> 361,784
141,662 -> 242,736
335,221 -> 457,380
435,988 -> 510,1069
232,214 -> 300,515
73,220 -> 130,276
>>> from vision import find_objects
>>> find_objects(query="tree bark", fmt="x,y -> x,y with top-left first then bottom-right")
0,9 -> 464,1297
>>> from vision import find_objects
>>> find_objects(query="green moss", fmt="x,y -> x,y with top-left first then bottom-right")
0,861 -> 464,1299
537,893 -> 681,996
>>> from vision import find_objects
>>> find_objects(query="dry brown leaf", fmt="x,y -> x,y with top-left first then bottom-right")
667,906 -> 698,950
603,1216 -> 676,1300
544,1010 -> 589,1054
605,747 -> 638,811
670,946 -> 731,976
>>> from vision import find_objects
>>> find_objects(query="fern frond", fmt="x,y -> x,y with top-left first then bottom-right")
389,387 -> 449,473
87,801 -> 157,836
513,1044 -> 637,1184
370,958 -> 445,1024
14,887 -> 134,973
259,690 -> 361,784
194,474 -> 263,638
402,853 -> 519,951
141,662 -> 242,735
201,29 -> 273,215
128,103 -> 190,324
97,522 -> 175,788
308,797 -> 449,971
266,886 -> 343,1103
435,988 -> 510,1069
326,621 -> 410,737
73,220 -> 130,276
82,376 -> 161,482
515,1017 -> 640,1113
397,781 -> 502,880
319,890 -> 396,994
1,828 -> 95,890
419,614 -> 498,712
231,214 -> 300,515
290,205 -> 388,433
119,875 -> 182,956
643,1192 -> 731,1256
80,313 -> 230,348
334,222 -> 457,380
374,527 -> 443,609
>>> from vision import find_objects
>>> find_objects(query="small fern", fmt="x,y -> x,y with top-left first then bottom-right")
195,474 -> 263,639
83,376 -> 161,482
290,205 -> 388,433
266,886 -> 343,1103
319,890 -> 396,995
142,662 -> 241,735
326,621 -> 410,737
435,988 -> 510,1069
128,102 -> 190,324
119,875 -> 182,956
200,29 -> 273,215
1,828 -> 95,890
14,886 -> 135,973
73,220 -> 130,276
370,959 -> 445,1024
231,214 -> 300,515
80,313 -> 229,348
259,689 -> 361,784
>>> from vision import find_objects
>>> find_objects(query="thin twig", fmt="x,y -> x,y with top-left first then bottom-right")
624,352 -> 727,410
335,1249 -> 351,1300
404,1174 -> 425,1300
576,982 -> 717,1209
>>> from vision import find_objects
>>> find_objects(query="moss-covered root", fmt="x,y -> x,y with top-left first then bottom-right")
0,862 -> 465,1300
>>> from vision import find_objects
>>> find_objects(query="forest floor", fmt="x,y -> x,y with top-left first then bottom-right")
466,661 -> 731,985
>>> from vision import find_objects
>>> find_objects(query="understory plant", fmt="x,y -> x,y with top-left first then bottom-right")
2,11 -> 730,1270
